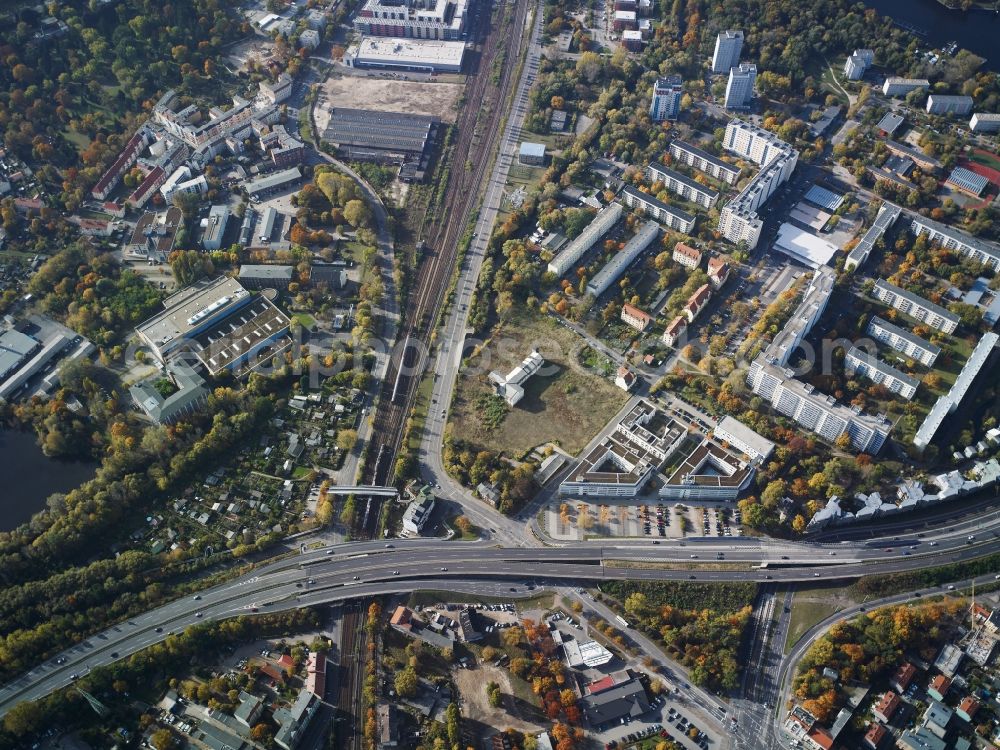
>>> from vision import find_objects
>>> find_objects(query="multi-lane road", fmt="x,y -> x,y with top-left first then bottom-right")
3,527 -> 1000,718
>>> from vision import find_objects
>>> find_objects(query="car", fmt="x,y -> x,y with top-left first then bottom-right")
251,607 -> 259,612
440,567 -> 448,571
929,540 -> 938,546
813,572 -> 821,577
155,627 -> 163,633
195,612 -> 203,618
968,535 -> 976,542
392,570 -> 399,575
110,652 -> 118,658
70,674 -> 79,680
385,543 -> 393,548
947,584 -> 955,591
307,579 -> 315,585
193,594 -> 201,601
353,575 -> 359,580
325,549 -> 334,555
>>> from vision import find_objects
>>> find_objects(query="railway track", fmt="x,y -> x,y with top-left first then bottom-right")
356,0 -> 532,534
336,603 -> 365,750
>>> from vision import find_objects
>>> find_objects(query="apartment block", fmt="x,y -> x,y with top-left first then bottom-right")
711,30 -> 743,74
646,162 -> 719,208
926,94 -> 973,116
871,279 -> 959,333
672,241 -> 702,269
970,113 -> 1000,133
662,316 -> 687,347
620,185 -> 697,233
882,77 -> 930,97
649,75 -> 683,121
908,214 -> 1000,271
845,346 -> 919,400
845,201 -> 901,272
867,316 -> 940,366
724,63 -> 756,109
586,221 -> 660,297
547,202 -> 623,277
668,141 -> 741,185
353,0 -> 468,40
843,48 -> 874,80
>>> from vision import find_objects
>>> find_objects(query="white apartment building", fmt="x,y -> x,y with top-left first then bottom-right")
882,77 -> 930,97
926,94 -> 973,116
724,63 -> 756,109
585,220 -> 660,297
714,415 -> 775,461
711,30 -> 743,74
547,202 -> 622,276
845,346 -> 919,400
843,48 -> 874,80
649,75 -> 683,121
845,201 -> 901,272
646,162 -> 719,208
672,242 -> 702,269
970,113 -> 1000,133
908,214 -> 1000,271
669,140 -> 741,185
260,74 -> 293,105
867,316 -> 941,366
871,279 -> 960,334
353,0 -> 468,40
620,185 -> 697,233
866,315 -> 941,367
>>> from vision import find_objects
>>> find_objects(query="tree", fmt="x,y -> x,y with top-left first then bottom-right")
150,729 -> 179,750
576,52 -> 602,83
835,432 -> 853,450
394,667 -> 418,697
337,429 -> 358,452
343,199 -> 371,228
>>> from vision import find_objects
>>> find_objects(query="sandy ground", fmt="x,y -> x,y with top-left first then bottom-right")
453,664 -> 546,734
316,75 -> 464,130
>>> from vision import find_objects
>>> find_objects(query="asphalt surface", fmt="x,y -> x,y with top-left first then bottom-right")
3,526 -> 1000,717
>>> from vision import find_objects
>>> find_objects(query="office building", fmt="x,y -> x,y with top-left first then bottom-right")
882,77 -> 930,97
620,185 -> 697,232
669,140 -> 741,185
560,401 -> 686,498
926,94 -> 973,116
201,204 -> 230,251
646,162 -> 719,208
867,316 -> 940,366
547,202 -> 623,276
845,201 -> 901,272
713,416 -> 775,461
238,265 -> 294,290
344,36 -> 466,73
843,48 -> 873,80
129,359 -> 208,424
649,75 -> 683,121
711,30 -> 743,74
135,276 -> 292,376
871,279 -> 960,334
352,0 -> 467,40
914,332 -> 998,449
661,438 -> 755,500
585,220 -> 659,297
724,63 -> 757,109
970,112 -> 1000,133
945,166 -> 989,197
909,214 -> 1000,270
845,346 -> 919,400
672,241 -> 702,269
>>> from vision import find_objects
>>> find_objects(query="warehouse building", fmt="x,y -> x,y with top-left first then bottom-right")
0,329 -> 40,380
245,167 -> 302,198
238,265 -> 295,290
771,223 -> 838,269
343,36 -> 465,73
323,108 -> 440,180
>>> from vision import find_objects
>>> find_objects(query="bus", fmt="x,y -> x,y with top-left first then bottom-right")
615,615 -> 630,628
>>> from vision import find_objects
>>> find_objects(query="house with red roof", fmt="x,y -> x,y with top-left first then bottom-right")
621,303 -> 653,332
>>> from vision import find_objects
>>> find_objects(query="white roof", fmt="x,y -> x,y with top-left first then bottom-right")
563,639 -> 613,667
772,223 -> 838,269
351,36 -> 465,67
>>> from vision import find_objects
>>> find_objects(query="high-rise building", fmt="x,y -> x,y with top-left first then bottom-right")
649,75 -> 683,121
843,49 -> 873,80
711,30 -> 743,74
724,63 -> 756,109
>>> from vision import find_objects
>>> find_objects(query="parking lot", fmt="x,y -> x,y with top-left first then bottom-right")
544,501 -> 742,541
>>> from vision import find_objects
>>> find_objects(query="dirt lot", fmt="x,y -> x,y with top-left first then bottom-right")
316,75 -> 464,129
453,664 -> 545,734
450,309 -> 630,458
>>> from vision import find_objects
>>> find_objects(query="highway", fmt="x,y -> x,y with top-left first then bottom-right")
3,528 -> 1000,718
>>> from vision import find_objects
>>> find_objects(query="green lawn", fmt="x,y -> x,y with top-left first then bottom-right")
970,150 -> 1000,172
293,313 -> 316,329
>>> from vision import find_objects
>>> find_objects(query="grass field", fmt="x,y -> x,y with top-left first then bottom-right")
784,584 -> 858,654
970,149 -> 1000,172
449,308 -> 630,458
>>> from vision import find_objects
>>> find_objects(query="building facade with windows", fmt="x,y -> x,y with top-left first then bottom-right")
711,30 -> 743,73
867,316 -> 940,366
649,75 -> 682,121
872,279 -> 960,333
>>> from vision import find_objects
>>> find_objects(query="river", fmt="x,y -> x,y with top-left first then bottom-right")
865,0 -> 1000,71
0,430 -> 97,533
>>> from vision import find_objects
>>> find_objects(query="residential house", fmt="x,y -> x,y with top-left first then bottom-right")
872,691 -> 900,723
890,662 -> 917,693
921,701 -> 952,740
956,696 -> 979,723
708,257 -> 731,289
683,284 -> 712,323
927,675 -> 950,702
863,723 -> 887,750
615,365 -> 637,392
672,242 -> 702,269
662,316 -> 687,347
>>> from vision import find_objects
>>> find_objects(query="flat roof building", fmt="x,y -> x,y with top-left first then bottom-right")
547,203 -> 622,277
908,213 -> 1000,270
585,220 -> 659,297
239,264 -> 295,290
724,62 -> 757,109
620,185 -> 696,232
845,201 -> 901,272
772,223 -> 838,269
129,358 -> 208,424
714,415 -> 775,461
711,29 -> 743,74
0,329 -> 40,381
883,139 -> 942,172
867,316 -> 940,366
970,113 -> 1000,133
845,346 -> 919,400
245,167 -> 302,197
519,142 -> 546,166
661,438 -> 755,501
926,94 -> 973,116
352,0 -> 468,40
844,48 -> 874,80
646,161 -> 719,208
202,204 -> 230,251
581,677 -> 651,726
649,75 -> 682,121
669,140 -> 741,185
344,36 -> 465,73
324,108 -> 440,178
872,279 -> 960,334
882,77 -> 929,97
